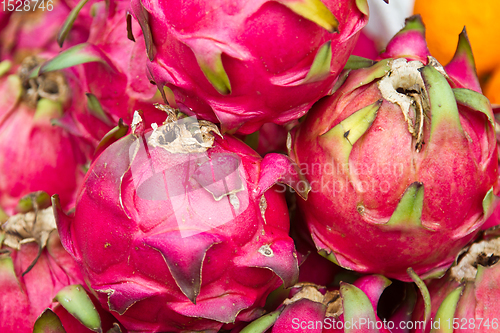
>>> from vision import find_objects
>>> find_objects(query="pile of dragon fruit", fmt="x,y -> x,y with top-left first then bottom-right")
2,0 -> 500,332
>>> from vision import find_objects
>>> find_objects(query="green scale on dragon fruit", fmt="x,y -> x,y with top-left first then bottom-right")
288,16 -> 499,281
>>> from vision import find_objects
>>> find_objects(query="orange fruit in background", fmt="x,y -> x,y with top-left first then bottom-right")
485,67 -> 500,105
413,0 -> 500,77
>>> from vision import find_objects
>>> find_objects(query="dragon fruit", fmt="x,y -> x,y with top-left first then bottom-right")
0,0 -> 89,61
83,0 -> 162,123
288,16 -> 498,281
0,57 -> 91,214
295,236 -> 343,288
0,194 -> 124,333
0,193 -> 85,332
238,275 -> 392,333
411,229 -> 500,333
131,0 -> 369,133
41,0 -> 167,143
54,106 -> 309,332
352,29 -> 379,60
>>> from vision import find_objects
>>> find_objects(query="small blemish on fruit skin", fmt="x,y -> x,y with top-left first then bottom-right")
105,242 -> 111,248
258,244 -> 274,257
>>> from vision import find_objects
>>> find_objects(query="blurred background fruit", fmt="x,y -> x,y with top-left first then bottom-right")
485,67 -> 500,105
413,0 -> 500,78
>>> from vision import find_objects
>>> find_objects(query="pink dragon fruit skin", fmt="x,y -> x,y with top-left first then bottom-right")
43,0 -> 168,144
131,0 -> 369,134
0,60 -> 91,215
288,16 -> 498,281
54,109 -> 307,332
411,232 -> 500,333
85,0 -> 153,100
0,199 -> 125,333
352,29 -> 379,60
0,0 -> 89,61
480,110 -> 500,231
237,274 -> 393,333
0,201 -> 85,333
0,9 -> 12,31
253,123 -> 291,156
238,122 -> 297,157
81,0 -> 167,130
0,239 -> 81,333
291,209 -> 344,287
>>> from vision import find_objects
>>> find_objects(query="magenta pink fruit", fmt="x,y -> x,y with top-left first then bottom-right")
0,58 -> 91,215
80,0 -> 167,136
253,123 -> 290,156
40,0 -> 168,144
131,0 -> 369,134
291,211 -> 343,287
352,29 -> 379,60
54,108 -> 309,332
0,0 -> 89,60
239,275 -> 392,333
0,9 -> 12,31
481,112 -> 500,231
288,16 -> 498,281
0,196 -> 85,333
412,231 -> 500,333
238,122 -> 295,157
